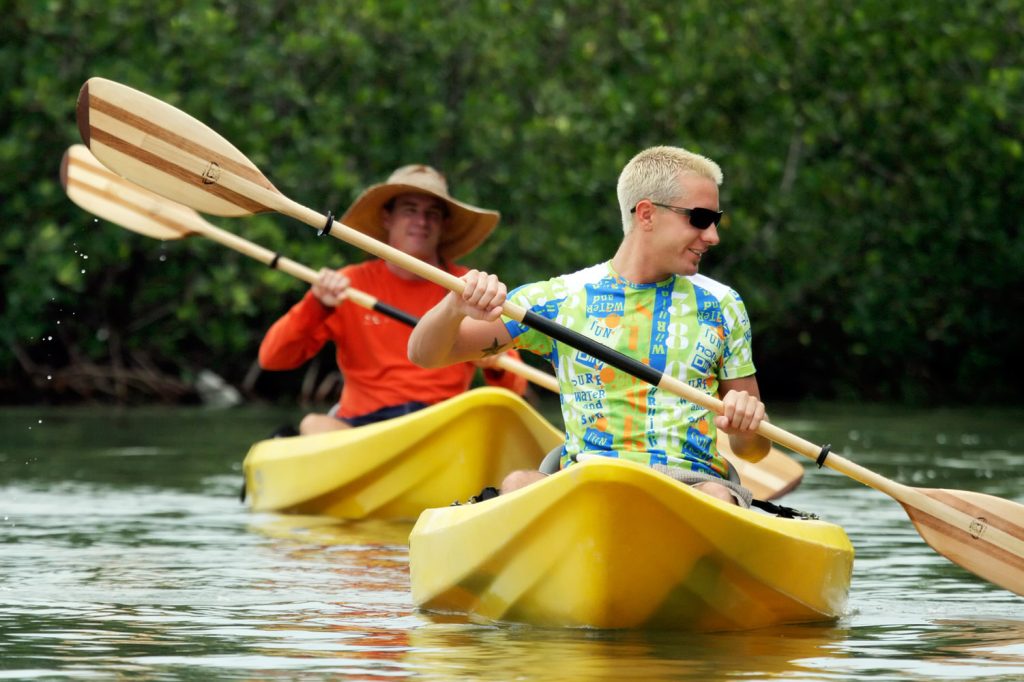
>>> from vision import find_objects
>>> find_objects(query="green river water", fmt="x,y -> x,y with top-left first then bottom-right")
1,399 -> 1022,681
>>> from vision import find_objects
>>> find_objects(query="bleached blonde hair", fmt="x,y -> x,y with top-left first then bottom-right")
616,145 -> 723,235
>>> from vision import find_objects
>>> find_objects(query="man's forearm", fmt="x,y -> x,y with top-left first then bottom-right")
407,294 -> 468,368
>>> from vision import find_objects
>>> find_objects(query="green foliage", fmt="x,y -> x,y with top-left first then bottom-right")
1,0 -> 1021,404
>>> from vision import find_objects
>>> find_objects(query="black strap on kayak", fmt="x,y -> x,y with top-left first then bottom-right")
751,498 -> 819,520
450,486 -> 500,506
816,443 -> 832,468
469,486 -> 499,503
318,211 -> 334,237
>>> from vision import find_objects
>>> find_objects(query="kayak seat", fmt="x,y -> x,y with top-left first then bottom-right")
538,446 -> 563,474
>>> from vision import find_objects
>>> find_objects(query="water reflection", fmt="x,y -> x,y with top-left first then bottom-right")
250,514 -> 414,548
927,619 -> 1024,668
799,618 -> 1024,680
240,514 -> 417,679
404,622 -> 850,681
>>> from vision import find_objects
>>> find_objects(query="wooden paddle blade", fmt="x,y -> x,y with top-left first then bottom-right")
903,488 -> 1024,596
62,144 -> 207,241
720,442 -> 804,501
76,77 -> 282,218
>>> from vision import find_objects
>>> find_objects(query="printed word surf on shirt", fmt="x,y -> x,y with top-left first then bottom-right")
504,261 -> 756,478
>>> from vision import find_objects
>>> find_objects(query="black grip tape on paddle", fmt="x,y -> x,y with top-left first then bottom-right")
374,301 -> 419,327
816,443 -> 832,468
268,253 -> 281,269
521,309 -> 662,386
318,211 -> 334,237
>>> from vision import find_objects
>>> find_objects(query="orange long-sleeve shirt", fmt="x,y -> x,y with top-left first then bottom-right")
259,259 -> 527,419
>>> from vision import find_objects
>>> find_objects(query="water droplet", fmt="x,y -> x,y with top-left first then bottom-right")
81,269 -> 86,274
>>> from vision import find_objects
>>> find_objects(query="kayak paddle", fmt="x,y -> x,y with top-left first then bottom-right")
60,143 -> 552,391
62,140 -> 804,500
75,77 -> 1024,596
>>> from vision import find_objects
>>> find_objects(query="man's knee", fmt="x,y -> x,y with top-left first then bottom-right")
499,469 -> 547,495
693,480 -> 739,505
299,413 -> 349,435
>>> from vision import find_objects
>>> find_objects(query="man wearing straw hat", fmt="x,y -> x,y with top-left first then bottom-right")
259,165 -> 527,435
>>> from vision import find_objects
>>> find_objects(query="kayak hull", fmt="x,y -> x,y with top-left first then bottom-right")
409,457 -> 853,630
242,388 -> 563,520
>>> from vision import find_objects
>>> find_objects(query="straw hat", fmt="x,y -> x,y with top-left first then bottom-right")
340,165 -> 500,261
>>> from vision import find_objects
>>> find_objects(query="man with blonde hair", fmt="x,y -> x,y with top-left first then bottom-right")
408,146 -> 768,505
260,165 -> 527,435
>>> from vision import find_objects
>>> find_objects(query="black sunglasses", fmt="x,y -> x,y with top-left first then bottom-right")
631,202 -> 724,229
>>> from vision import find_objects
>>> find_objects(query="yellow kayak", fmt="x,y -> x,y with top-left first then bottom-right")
409,457 -> 853,631
242,387 -> 563,520
242,386 -> 805,520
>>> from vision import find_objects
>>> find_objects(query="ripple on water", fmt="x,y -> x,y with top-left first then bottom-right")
1,407 -> 1022,680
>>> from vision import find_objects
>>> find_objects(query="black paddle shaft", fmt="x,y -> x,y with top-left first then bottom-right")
520,310 -> 663,387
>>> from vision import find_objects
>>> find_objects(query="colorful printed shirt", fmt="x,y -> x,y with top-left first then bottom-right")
504,261 -> 756,477
259,259 -> 527,420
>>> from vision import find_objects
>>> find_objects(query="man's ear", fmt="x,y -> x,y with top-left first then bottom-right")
634,200 -> 657,231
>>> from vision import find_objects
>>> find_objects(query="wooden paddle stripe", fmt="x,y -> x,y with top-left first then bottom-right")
88,126 -> 273,216
66,157 -> 195,235
907,503 -> 1024,572
66,174 -> 195,235
69,151 -> 137,187
88,94 -> 273,190
927,489 -> 1024,539
84,94 -> 276,216
66,152 -> 199,236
